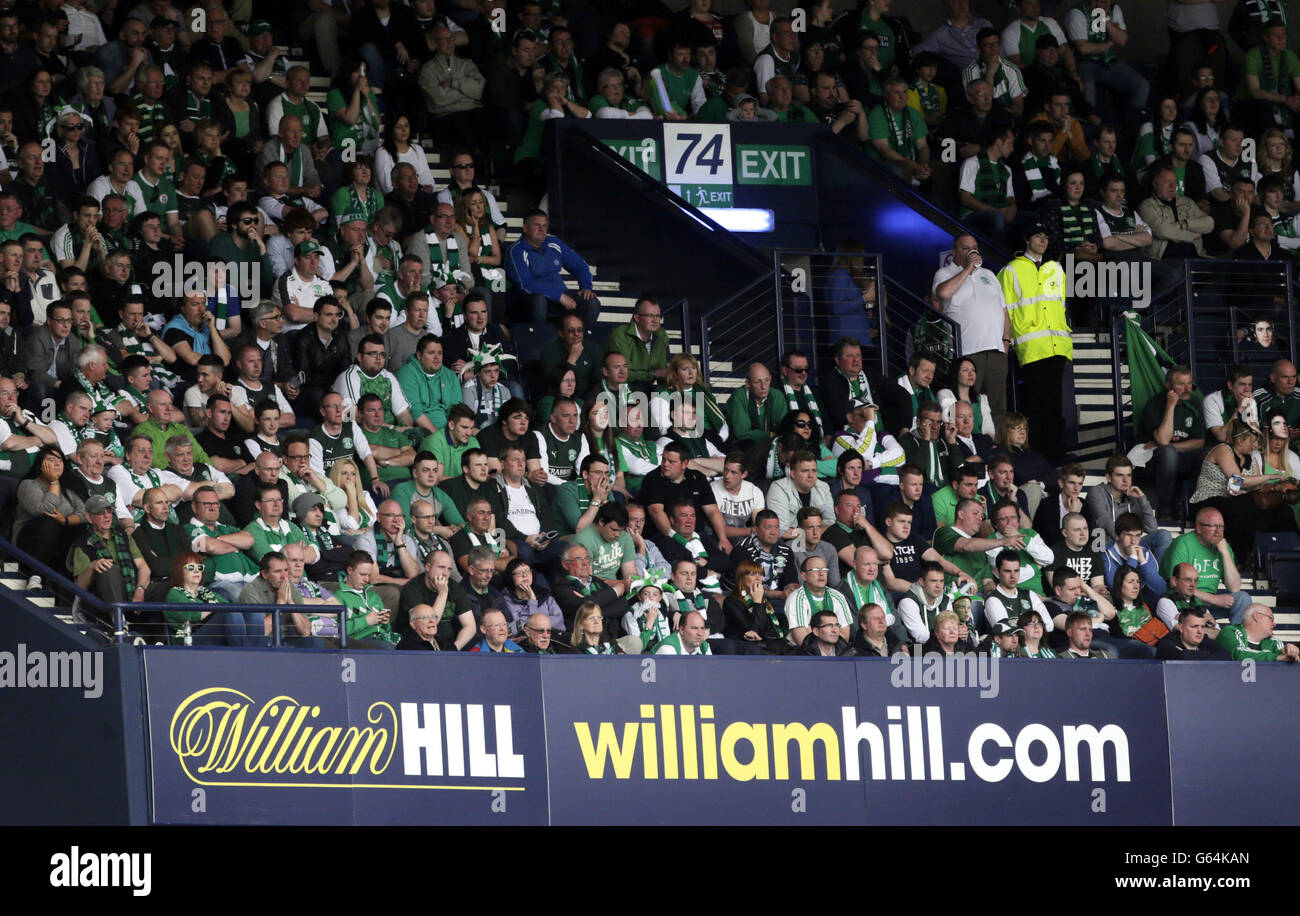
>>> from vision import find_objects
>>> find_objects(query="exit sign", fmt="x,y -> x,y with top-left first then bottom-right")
735,144 -> 812,186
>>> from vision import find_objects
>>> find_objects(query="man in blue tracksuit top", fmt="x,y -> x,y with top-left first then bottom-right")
505,208 -> 600,326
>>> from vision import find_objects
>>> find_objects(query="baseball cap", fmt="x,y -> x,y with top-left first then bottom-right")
85,495 -> 115,514
1023,219 -> 1048,240
849,395 -> 877,411
294,239 -> 322,257
248,20 -> 272,36
991,619 -> 1025,636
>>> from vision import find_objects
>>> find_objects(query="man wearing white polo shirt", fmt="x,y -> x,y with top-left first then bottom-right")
931,233 -> 1009,420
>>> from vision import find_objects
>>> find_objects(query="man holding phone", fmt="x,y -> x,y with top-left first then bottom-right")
931,233 -> 1011,421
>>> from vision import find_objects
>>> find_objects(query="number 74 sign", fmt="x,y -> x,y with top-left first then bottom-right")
664,124 -> 734,208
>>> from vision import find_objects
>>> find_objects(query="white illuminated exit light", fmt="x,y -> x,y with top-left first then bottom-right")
700,208 -> 775,232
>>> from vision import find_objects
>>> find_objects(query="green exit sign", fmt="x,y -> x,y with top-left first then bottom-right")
736,145 -> 812,185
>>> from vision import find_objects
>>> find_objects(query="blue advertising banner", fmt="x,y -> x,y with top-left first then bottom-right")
144,649 -> 548,825
140,650 -> 1286,825
541,657 -> 1173,826
1164,661 -> 1300,826
855,658 -> 1172,825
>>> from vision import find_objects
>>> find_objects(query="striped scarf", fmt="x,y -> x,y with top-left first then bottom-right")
783,380 -> 823,430
836,368 -> 873,401
1057,202 -> 1095,246
83,527 -> 137,594
972,155 -> 1011,208
912,80 -> 940,116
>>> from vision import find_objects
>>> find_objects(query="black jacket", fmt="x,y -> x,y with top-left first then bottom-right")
484,476 -> 554,541
552,575 -> 629,633
1155,632 -> 1231,660
798,632 -> 857,656
920,636 -> 976,656
721,594 -> 786,643
292,323 -> 353,391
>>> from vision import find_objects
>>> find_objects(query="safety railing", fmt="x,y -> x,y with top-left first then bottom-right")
1183,259 -> 1296,394
0,534 -> 350,649
110,602 -> 349,648
1108,259 -> 1298,451
772,249 -> 885,379
0,536 -> 111,646
699,273 -> 780,390
661,296 -> 692,355
879,272 -> 964,382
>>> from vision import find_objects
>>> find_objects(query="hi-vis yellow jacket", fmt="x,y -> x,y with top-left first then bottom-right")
997,254 -> 1072,365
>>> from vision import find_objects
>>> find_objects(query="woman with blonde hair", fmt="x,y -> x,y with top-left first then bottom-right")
329,457 -> 377,543
1189,416 -> 1295,562
571,601 -> 623,654
650,352 -> 727,438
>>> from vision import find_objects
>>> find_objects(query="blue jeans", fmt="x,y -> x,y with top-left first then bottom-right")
1078,59 -> 1150,122
1223,590 -> 1251,626
1142,529 -> 1173,565
193,610 -> 268,647
513,290 -> 600,328
359,43 -> 388,88
964,209 -> 1007,246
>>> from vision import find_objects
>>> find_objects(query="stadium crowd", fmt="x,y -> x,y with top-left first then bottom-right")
0,0 -> 1295,663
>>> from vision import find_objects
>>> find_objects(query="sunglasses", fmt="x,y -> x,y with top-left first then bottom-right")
794,420 -> 811,428
183,563 -> 204,571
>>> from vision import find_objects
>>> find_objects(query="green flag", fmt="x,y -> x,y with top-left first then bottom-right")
1124,313 -> 1202,439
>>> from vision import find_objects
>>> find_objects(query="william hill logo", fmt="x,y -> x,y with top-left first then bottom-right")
168,688 -> 525,789
573,705 -> 1132,784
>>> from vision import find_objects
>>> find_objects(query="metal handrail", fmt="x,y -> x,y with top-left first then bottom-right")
112,602 -> 350,648
880,273 -> 964,375
662,296 -> 692,353
698,273 -> 775,386
0,534 -> 111,623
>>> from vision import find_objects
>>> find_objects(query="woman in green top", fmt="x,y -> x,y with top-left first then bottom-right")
454,187 -> 507,294
164,552 -> 264,646
1112,566 -> 1164,643
571,601 -> 624,654
1016,610 -> 1057,659
329,157 -> 385,228
327,59 -> 382,155
515,72 -> 590,168
536,364 -> 582,428
15,68 -> 59,140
